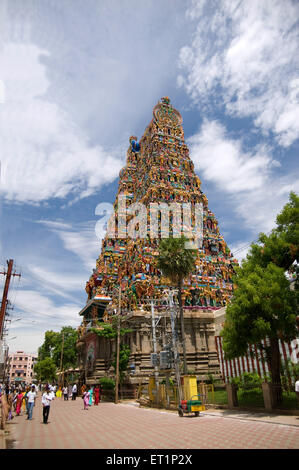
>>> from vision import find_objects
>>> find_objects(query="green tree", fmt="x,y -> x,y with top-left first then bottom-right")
250,191 -> 299,272
91,318 -> 132,340
34,357 -> 57,383
52,326 -> 78,370
221,193 -> 298,405
36,326 -> 78,376
157,236 -> 197,374
37,330 -> 58,361
112,345 -> 131,384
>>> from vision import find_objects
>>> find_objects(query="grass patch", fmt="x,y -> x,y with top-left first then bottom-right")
280,391 -> 299,410
237,388 -> 264,408
208,389 -> 228,405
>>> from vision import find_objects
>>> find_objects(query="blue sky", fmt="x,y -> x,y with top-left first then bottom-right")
0,0 -> 298,354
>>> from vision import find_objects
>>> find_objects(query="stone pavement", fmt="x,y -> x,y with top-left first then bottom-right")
202,407 -> 299,427
4,395 -> 299,449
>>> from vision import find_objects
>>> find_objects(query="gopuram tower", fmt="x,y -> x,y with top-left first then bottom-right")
77,97 -> 238,386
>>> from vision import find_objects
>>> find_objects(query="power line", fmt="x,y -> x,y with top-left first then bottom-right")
232,230 -> 272,256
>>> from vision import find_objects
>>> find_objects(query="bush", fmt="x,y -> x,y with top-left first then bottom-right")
99,377 -> 115,391
230,372 -> 262,392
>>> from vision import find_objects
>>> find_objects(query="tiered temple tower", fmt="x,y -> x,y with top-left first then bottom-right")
78,97 -> 238,385
85,97 -> 238,311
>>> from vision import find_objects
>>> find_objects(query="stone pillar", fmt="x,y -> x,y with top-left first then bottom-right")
226,384 -> 238,409
262,382 -> 273,412
131,331 -> 136,353
203,323 -> 209,351
136,331 -> 141,352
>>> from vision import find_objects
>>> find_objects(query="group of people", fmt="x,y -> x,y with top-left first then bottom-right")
0,381 -> 104,425
0,382 -> 39,421
81,384 -> 102,410
61,383 -> 78,400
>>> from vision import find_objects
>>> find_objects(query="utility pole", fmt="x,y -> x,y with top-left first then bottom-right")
115,285 -> 121,404
169,290 -> 183,404
59,331 -> 65,387
151,300 -> 160,406
0,260 -> 21,339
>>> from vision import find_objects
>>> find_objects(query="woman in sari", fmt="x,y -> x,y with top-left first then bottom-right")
83,390 -> 90,410
88,386 -> 93,406
94,385 -> 101,406
56,386 -> 62,398
23,387 -> 29,414
15,390 -> 24,416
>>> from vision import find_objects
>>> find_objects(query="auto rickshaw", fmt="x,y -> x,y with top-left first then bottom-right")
178,394 -> 205,417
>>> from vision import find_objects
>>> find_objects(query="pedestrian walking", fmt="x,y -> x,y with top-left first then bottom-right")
88,386 -> 93,406
26,385 -> 37,420
12,391 -> 18,412
42,386 -> 54,424
15,390 -> 24,416
68,384 -> 72,400
83,390 -> 90,410
23,387 -> 29,414
63,386 -> 68,401
94,384 -> 101,406
81,384 -> 86,397
72,383 -> 77,400
49,387 -> 55,401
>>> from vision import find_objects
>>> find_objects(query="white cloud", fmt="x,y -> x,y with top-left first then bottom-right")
6,289 -> 81,354
28,265 -> 85,301
188,119 -> 274,193
39,219 -> 101,272
0,43 -> 123,204
11,289 -> 80,323
179,0 -> 299,146
189,119 -> 299,233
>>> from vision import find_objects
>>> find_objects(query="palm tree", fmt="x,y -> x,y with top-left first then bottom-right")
157,236 -> 197,374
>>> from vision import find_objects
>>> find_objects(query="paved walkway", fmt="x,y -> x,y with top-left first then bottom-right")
5,395 -> 299,449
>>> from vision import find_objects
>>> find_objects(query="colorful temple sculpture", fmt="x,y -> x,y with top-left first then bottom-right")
77,97 -> 239,386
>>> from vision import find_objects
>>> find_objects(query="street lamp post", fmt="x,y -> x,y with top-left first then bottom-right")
168,290 -> 183,404
115,286 -> 121,404
59,332 -> 65,387
151,300 -> 160,407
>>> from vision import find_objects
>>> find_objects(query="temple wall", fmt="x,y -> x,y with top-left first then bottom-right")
81,309 -> 221,385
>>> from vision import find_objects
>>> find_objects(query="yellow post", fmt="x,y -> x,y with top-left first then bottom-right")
182,376 -> 198,400
148,376 -> 156,403
159,384 -> 166,408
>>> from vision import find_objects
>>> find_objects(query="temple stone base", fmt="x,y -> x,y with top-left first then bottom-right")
77,308 -> 223,386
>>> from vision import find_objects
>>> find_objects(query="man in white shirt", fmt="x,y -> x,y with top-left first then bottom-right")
72,384 -> 77,400
42,386 -> 54,424
49,388 -> 55,401
26,386 -> 37,420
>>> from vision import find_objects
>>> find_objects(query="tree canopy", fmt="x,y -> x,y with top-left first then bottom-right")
37,326 -> 78,371
34,357 -> 57,383
221,192 -> 298,397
